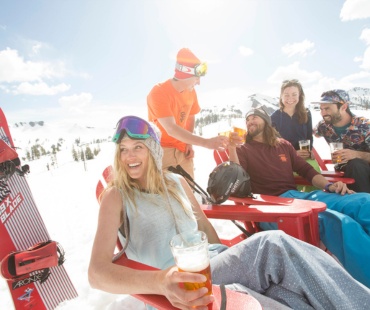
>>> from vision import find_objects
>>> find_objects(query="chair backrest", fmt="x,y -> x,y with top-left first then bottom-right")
311,147 -> 330,171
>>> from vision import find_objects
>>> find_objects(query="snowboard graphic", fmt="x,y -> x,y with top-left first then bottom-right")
0,108 -> 78,309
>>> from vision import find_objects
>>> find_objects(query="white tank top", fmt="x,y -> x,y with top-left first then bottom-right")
118,173 -> 197,269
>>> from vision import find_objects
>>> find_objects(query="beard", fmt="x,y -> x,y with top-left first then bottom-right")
323,111 -> 342,125
247,124 -> 264,138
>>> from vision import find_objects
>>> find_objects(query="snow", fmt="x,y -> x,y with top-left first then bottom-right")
1,110 -> 369,309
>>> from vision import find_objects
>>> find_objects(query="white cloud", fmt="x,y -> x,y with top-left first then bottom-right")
281,40 -> 315,57
360,46 -> 370,70
14,82 -> 70,95
341,70 -> 370,83
356,29 -> 370,70
0,48 -> 67,83
360,28 -> 370,45
238,46 -> 254,57
340,0 -> 370,21
59,92 -> 93,113
267,61 -> 322,84
31,43 -> 43,56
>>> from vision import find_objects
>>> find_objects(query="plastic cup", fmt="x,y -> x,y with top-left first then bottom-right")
298,140 -> 310,151
329,142 -> 343,164
170,231 -> 212,296
232,126 -> 246,143
218,130 -> 231,138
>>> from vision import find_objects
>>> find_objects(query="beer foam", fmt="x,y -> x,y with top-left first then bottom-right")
176,253 -> 209,272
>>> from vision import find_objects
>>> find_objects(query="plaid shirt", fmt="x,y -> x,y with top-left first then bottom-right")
314,115 -> 370,152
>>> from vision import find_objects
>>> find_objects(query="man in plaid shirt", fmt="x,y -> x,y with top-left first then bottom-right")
313,89 -> 370,193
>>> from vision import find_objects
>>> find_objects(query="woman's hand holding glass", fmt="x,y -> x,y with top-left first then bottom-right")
159,266 -> 214,310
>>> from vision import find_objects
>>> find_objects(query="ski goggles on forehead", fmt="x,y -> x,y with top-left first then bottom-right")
175,62 -> 208,77
112,116 -> 159,143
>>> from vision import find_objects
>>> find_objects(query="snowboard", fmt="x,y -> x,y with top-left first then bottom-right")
0,108 -> 78,309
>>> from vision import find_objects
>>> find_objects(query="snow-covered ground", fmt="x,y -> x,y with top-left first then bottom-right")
1,110 -> 369,309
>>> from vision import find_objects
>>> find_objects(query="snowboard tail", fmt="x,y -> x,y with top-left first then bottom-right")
0,108 -> 78,309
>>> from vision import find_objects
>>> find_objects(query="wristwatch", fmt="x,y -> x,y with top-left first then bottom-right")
324,182 -> 334,192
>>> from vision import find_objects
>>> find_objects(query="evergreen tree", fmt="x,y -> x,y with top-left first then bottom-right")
72,146 -> 79,162
85,146 -> 94,160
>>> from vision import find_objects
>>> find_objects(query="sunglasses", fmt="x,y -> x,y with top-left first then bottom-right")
282,79 -> 300,84
112,116 -> 160,144
175,62 -> 208,77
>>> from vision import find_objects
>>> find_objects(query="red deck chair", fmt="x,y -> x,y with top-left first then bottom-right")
311,147 -> 354,181
95,166 -> 263,310
213,149 -> 330,246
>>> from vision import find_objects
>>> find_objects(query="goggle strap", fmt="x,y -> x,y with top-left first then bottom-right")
175,63 -> 195,75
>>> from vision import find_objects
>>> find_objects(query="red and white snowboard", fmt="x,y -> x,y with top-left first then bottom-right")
0,108 -> 78,309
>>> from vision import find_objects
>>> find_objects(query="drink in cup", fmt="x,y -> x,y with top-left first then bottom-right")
218,130 -> 231,138
170,230 -> 212,295
330,142 -> 343,164
232,126 -> 247,143
298,139 -> 310,151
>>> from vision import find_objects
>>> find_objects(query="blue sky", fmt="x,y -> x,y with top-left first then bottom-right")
1,0 -> 370,126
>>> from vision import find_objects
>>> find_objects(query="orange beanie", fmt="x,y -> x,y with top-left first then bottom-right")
174,48 -> 201,79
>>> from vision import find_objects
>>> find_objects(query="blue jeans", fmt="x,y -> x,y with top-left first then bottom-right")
259,189 -> 370,287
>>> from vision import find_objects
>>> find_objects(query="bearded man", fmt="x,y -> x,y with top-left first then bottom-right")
313,89 -> 370,193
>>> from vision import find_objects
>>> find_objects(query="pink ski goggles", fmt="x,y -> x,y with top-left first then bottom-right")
112,116 -> 159,144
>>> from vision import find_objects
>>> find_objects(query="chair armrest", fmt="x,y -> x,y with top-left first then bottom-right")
201,204 -> 312,221
113,256 -> 176,309
113,254 -> 263,309
230,195 -> 326,212
202,203 -> 313,243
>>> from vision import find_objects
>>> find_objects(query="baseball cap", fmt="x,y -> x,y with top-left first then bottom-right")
312,89 -> 350,105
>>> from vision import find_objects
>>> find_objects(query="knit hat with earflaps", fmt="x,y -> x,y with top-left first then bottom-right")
245,106 -> 272,125
143,130 -> 163,171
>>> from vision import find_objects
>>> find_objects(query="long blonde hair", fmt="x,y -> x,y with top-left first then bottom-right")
110,140 -> 190,214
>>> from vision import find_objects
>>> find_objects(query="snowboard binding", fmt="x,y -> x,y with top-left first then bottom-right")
1,240 -> 66,284
0,139 -> 30,180
0,140 -> 30,200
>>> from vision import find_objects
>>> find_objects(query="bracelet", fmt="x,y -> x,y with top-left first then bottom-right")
324,182 -> 334,192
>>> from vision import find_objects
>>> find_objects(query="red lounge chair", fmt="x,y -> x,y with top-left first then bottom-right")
213,150 -> 329,246
95,166 -> 263,310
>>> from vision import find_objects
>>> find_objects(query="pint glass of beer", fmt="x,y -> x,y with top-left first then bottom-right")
170,230 -> 212,296
218,130 -> 231,138
298,139 -> 310,151
232,126 -> 247,143
330,142 -> 344,164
